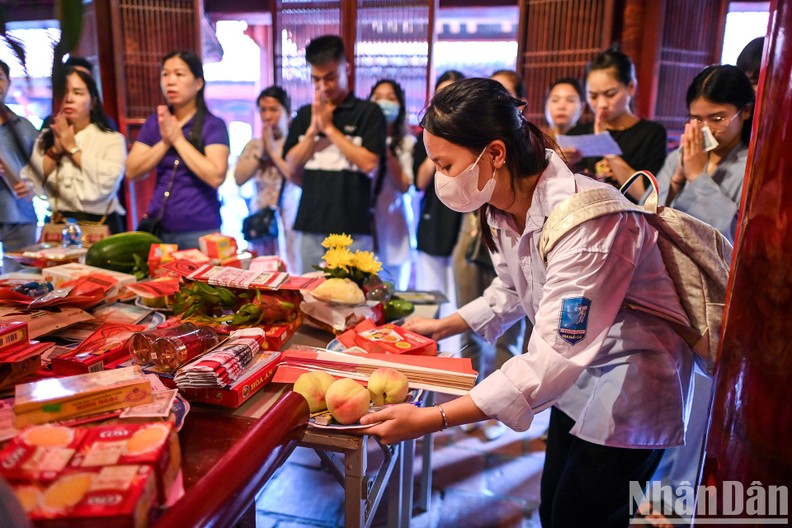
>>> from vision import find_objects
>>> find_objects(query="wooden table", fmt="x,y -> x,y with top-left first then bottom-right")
154,388 -> 309,527
157,302 -> 440,528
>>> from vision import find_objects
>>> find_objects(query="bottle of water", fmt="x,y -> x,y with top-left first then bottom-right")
61,218 -> 82,248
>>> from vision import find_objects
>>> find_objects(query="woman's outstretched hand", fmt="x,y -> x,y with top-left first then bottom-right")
358,404 -> 442,445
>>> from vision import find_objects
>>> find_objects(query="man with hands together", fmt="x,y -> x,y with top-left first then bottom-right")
283,35 -> 386,272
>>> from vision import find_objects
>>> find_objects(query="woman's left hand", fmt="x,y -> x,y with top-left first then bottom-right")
358,404 -> 440,445
157,105 -> 185,146
681,120 -> 707,181
52,114 -> 77,152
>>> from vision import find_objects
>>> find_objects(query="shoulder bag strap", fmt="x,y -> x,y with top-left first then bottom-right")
154,159 -> 180,221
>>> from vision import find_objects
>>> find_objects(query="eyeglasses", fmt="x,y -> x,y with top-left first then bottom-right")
687,108 -> 743,129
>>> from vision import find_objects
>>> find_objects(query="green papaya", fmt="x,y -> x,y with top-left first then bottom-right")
85,231 -> 162,279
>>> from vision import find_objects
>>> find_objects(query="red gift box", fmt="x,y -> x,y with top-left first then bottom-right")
16,465 -> 157,528
70,422 -> 180,505
51,323 -> 146,376
0,321 -> 28,353
179,351 -> 280,408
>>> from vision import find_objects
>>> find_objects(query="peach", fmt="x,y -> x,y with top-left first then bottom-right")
367,367 -> 410,406
325,378 -> 371,425
293,371 -> 336,413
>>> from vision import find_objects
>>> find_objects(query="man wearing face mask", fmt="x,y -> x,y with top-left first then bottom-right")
284,35 -> 386,272
368,79 -> 414,290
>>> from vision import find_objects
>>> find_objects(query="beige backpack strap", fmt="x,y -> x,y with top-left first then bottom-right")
539,185 -> 643,262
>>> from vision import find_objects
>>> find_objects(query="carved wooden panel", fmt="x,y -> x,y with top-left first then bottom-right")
519,0 -> 617,125
654,0 -> 723,134
354,0 -> 431,122
273,0 -> 343,110
116,0 -> 202,124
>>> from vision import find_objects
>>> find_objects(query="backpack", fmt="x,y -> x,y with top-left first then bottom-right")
539,171 -> 733,375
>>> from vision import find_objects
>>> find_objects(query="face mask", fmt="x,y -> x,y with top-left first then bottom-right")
434,147 -> 496,213
375,99 -> 400,125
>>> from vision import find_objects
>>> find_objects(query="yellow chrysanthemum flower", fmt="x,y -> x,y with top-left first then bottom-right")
351,251 -> 382,274
322,233 -> 353,249
323,247 -> 354,270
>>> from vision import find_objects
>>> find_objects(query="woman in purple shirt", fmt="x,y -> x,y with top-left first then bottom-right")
126,50 -> 229,249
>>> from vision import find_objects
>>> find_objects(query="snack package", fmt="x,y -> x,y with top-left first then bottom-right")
198,233 -> 238,260
0,321 -> 29,353
14,366 -> 153,427
14,464 -> 157,527
70,422 -> 180,505
338,319 -> 437,356
0,424 -> 88,482
147,244 -> 179,278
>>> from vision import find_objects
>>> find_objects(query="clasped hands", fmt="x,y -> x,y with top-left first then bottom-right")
672,119 -> 708,186
157,105 -> 193,147
45,114 -> 79,160
308,90 -> 336,136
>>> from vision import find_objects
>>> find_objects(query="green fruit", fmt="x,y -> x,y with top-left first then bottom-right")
85,231 -> 162,277
384,299 -> 414,321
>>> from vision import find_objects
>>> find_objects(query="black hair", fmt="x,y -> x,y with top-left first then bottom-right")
40,67 -> 113,153
64,56 -> 94,75
369,79 -> 406,156
162,50 -> 207,153
305,35 -> 346,67
434,70 -> 465,92
257,85 -> 291,115
547,77 -> 584,101
0,59 -> 9,79
586,49 -> 636,87
736,37 -> 764,84
421,78 -> 554,252
686,64 -> 755,145
491,69 -> 525,99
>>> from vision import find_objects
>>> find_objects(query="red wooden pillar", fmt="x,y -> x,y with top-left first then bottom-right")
699,0 -> 792,520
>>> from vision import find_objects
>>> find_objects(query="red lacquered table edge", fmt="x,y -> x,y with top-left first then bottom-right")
155,390 -> 309,527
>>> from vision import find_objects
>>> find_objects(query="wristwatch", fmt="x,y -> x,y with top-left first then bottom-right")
68,145 -> 81,155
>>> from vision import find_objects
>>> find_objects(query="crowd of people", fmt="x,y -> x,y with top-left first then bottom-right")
0,32 -> 764,526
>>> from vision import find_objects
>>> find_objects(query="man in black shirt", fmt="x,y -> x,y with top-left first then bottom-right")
284,35 -> 386,272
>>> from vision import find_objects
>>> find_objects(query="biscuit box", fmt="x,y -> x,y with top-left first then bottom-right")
348,322 -> 437,356
198,233 -> 238,260
41,263 -> 137,296
13,366 -> 153,428
69,422 -> 180,505
0,425 -> 88,482
147,244 -> 178,278
14,464 -> 157,528
0,321 -> 28,353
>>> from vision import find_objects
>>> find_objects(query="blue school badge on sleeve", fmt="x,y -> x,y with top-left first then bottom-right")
558,297 -> 591,345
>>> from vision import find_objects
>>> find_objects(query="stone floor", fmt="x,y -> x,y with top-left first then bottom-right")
255,409 -> 550,528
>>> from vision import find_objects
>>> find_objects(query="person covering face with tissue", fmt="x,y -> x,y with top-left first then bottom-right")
654,64 -> 755,243
360,78 -> 697,527
368,79 -> 414,290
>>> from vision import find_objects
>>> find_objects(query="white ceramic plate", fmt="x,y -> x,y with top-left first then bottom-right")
307,389 -> 423,430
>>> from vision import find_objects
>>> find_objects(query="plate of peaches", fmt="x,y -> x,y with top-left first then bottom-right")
294,370 -> 422,431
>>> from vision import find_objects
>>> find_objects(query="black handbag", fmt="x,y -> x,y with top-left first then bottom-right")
241,206 -> 278,241
137,159 -> 179,238
241,176 -> 285,242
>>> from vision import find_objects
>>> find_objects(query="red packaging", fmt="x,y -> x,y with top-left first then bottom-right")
248,255 -> 287,272
198,233 -> 238,259
180,351 -> 280,408
262,314 -> 302,351
15,465 -> 157,528
51,323 -> 146,375
0,341 -> 50,390
0,425 -> 87,482
70,422 -> 180,505
170,249 -> 212,264
147,244 -> 178,278
0,321 -> 28,353
353,323 -> 437,356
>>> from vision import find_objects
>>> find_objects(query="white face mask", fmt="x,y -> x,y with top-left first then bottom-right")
375,99 -> 400,125
434,147 -> 496,213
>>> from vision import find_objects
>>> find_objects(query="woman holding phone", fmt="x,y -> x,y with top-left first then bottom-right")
126,50 -> 229,249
